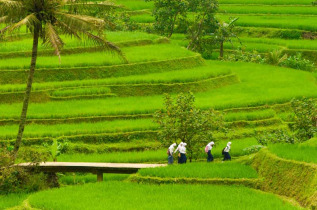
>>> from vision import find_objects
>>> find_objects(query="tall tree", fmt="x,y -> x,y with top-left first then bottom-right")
154,92 -> 226,162
0,0 -> 126,161
187,0 -> 218,52
147,0 -> 189,37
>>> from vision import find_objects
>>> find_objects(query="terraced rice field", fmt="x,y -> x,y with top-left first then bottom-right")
1,0 -> 317,209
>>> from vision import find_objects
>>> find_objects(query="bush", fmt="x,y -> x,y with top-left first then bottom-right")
281,53 -> 315,72
242,145 -> 264,155
0,148 -> 49,194
256,130 -> 297,146
224,49 -> 266,64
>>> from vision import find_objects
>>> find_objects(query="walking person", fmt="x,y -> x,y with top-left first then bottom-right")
222,142 -> 232,161
205,141 -> 215,162
167,143 -> 177,164
175,142 -> 187,164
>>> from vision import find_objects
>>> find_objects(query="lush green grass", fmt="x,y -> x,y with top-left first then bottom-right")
224,109 -> 276,122
28,181 -> 300,210
0,64 -> 230,93
218,14 -> 317,31
233,37 -> 317,51
0,193 -> 28,210
139,162 -> 258,179
0,61 -> 316,119
0,119 -> 157,140
0,31 -> 160,53
0,44 -> 196,69
220,5 -> 317,15
51,87 -> 112,97
269,144 -> 317,164
218,0 -> 311,5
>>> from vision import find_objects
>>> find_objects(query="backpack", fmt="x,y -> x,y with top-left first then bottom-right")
167,149 -> 171,156
205,145 -> 209,153
222,147 -> 226,155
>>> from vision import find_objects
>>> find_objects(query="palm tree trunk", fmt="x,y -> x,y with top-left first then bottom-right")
12,28 -> 40,161
219,41 -> 224,59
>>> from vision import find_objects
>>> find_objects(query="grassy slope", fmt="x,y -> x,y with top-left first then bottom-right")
28,181 -> 299,210
0,31 -> 160,53
268,144 -> 317,163
139,162 -> 258,179
0,61 -> 315,119
0,193 -> 28,210
0,64 -> 230,93
0,44 -> 195,69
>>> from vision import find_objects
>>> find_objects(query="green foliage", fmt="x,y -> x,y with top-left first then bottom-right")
154,92 -> 226,162
256,130 -> 296,146
43,139 -> 69,161
0,147 -> 48,194
242,145 -> 264,155
147,0 -> 189,37
224,49 -> 266,64
291,97 -> 317,141
281,53 -> 315,72
266,49 -> 288,66
187,0 -> 218,55
214,17 -> 240,58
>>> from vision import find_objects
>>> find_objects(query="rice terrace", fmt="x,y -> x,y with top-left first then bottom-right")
0,0 -> 317,209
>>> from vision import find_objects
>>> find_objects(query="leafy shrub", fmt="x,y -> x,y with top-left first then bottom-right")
242,145 -> 264,155
0,148 -> 49,194
281,53 -> 315,72
256,130 -> 297,146
224,49 -> 266,64
291,97 -> 317,141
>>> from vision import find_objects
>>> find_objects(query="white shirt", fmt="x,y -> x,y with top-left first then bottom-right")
207,142 -> 214,151
179,144 -> 186,154
224,145 -> 230,152
169,144 -> 176,155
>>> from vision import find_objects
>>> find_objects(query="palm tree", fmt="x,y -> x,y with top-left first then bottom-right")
214,17 -> 239,59
0,0 -> 126,161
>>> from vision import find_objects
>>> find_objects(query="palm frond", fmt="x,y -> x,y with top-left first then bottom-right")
55,19 -> 81,39
7,13 -> 40,32
56,12 -> 105,31
83,31 -> 127,63
44,23 -> 64,63
0,0 -> 23,15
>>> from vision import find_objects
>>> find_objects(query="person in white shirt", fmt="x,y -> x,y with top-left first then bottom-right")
167,143 -> 177,164
223,142 -> 231,161
175,142 -> 187,164
206,141 -> 215,162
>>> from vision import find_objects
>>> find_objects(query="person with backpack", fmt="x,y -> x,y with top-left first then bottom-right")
205,141 -> 215,162
167,143 -> 177,164
175,142 -> 187,164
222,142 -> 232,161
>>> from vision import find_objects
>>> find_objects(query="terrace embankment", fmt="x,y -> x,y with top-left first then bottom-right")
252,148 -> 317,208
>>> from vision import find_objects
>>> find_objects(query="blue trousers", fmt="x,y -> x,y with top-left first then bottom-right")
178,153 -> 187,164
223,152 -> 231,161
168,155 -> 173,164
207,150 -> 214,162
